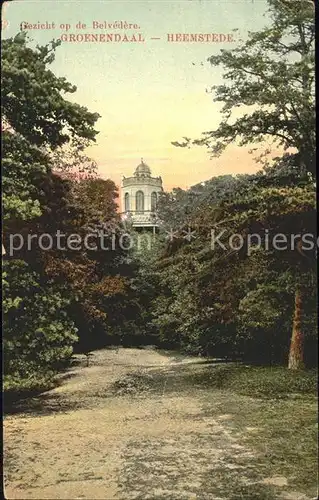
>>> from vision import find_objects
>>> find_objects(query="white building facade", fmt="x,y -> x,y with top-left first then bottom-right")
121,160 -> 163,229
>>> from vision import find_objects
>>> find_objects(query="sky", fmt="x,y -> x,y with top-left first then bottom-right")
3,0 -> 272,191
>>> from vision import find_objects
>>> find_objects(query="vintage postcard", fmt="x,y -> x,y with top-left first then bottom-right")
2,1 -> 316,499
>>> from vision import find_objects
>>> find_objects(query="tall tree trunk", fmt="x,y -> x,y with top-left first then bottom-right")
288,285 -> 305,370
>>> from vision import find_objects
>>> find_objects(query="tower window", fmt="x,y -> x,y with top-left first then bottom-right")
136,190 -> 144,211
151,192 -> 157,211
124,193 -> 130,212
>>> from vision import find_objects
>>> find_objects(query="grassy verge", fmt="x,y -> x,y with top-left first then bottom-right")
185,363 -> 317,399
200,390 -> 317,498
188,364 -> 317,498
113,361 -> 317,499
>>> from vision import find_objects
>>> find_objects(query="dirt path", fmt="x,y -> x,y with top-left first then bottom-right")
3,348 -> 314,500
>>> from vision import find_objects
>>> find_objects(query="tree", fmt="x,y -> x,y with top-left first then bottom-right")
42,176 -> 136,351
2,32 -> 100,222
150,169 -> 316,367
220,175 -> 316,369
170,0 -> 315,369
2,33 -> 101,390
173,0 -> 315,175
3,260 -> 78,390
1,33 -> 99,149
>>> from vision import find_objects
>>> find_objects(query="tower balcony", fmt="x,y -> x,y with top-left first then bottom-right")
121,210 -> 160,228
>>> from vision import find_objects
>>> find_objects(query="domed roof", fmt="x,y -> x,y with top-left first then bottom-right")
134,159 -> 151,177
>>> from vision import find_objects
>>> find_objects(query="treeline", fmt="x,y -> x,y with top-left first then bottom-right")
136,167 -> 316,368
2,34 -> 141,392
142,0 -> 316,370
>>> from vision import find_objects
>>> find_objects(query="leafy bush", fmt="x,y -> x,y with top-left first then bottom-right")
3,260 -> 78,389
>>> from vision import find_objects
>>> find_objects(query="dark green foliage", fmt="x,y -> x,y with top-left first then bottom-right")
2,34 -> 107,391
1,33 -> 99,148
143,166 -> 317,366
3,260 -> 78,389
155,0 -> 316,367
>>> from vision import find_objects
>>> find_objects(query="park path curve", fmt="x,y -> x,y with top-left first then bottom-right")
3,347 -> 310,500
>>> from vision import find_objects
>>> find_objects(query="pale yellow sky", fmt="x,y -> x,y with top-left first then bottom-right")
3,0 -> 272,191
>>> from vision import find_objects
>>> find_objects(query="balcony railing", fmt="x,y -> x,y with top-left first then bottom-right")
121,210 -> 159,227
